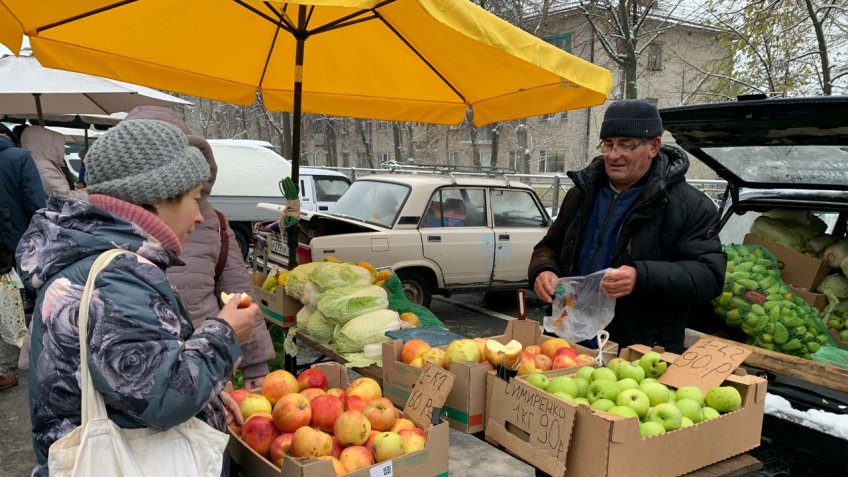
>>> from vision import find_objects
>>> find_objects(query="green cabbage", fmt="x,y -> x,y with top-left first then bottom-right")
317,285 -> 389,324
296,305 -> 313,331
285,262 -> 324,300
750,216 -> 807,251
818,274 -> 848,300
808,235 -> 838,255
309,262 -> 372,291
333,309 -> 401,354
306,309 -> 337,344
823,239 -> 848,267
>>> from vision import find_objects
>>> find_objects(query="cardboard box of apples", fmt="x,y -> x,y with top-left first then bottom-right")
382,321 -> 616,433
227,362 -> 450,477
485,341 -> 767,477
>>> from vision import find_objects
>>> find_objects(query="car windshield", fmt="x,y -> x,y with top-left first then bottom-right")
703,145 -> 848,188
330,180 -> 408,227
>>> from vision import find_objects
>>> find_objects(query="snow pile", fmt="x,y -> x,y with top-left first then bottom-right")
765,393 -> 848,440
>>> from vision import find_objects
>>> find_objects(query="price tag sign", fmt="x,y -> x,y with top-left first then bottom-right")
403,364 -> 455,429
369,460 -> 393,477
659,337 -> 751,394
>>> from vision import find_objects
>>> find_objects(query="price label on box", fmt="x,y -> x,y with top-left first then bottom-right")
403,364 -> 455,429
370,461 -> 393,477
660,337 -> 751,393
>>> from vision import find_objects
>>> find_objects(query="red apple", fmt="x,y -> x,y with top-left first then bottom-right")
389,418 -> 416,433
229,389 -> 250,409
533,354 -> 553,371
240,393 -> 272,420
300,387 -> 326,402
524,345 -> 542,358
334,410 -> 372,446
310,395 -> 344,433
346,377 -> 382,403
261,370 -> 299,405
398,427 -> 427,454
331,437 -> 343,459
241,412 -> 279,457
339,445 -> 374,472
363,397 -> 397,431
268,432 -> 293,468
541,338 -> 571,359
346,395 -> 366,412
326,387 -> 346,402
297,368 -> 328,391
552,354 -> 579,370
272,392 -> 312,433
291,426 -> 333,458
554,346 -> 578,360
401,339 -> 431,365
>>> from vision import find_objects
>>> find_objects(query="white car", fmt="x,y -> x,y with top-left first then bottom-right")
266,173 -> 552,306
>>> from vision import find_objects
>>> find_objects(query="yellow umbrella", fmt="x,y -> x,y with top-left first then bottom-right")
1,0 -> 611,263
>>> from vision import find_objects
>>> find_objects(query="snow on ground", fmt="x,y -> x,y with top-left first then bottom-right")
765,393 -> 848,440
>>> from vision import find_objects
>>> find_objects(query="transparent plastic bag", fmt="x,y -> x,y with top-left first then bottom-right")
543,269 -> 617,342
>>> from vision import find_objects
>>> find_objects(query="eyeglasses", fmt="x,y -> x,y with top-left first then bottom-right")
596,139 -> 649,154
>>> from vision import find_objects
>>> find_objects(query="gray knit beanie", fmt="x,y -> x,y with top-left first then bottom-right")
600,100 -> 663,139
86,119 -> 210,205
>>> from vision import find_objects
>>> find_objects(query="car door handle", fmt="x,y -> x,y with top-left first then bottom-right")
427,236 -> 441,243
499,234 -> 510,240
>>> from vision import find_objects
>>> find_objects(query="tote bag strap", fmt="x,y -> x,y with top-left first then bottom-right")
78,249 -> 132,424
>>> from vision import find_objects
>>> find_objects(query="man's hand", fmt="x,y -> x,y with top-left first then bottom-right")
220,390 -> 244,434
601,266 -> 637,298
533,271 -> 560,303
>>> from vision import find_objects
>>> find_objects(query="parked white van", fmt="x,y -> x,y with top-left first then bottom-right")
207,139 -> 350,258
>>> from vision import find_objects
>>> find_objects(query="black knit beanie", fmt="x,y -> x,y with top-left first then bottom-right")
599,100 -> 663,139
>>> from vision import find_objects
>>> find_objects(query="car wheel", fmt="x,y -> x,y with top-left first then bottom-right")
397,271 -> 431,308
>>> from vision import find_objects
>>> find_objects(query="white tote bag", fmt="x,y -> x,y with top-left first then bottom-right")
0,269 -> 27,347
48,249 -> 230,477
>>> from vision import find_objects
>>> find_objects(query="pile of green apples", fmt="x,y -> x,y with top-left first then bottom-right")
713,244 -> 834,358
524,351 -> 743,438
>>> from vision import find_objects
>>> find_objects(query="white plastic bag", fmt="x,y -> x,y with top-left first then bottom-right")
48,250 -> 229,477
543,269 -> 617,343
1,270 -> 26,348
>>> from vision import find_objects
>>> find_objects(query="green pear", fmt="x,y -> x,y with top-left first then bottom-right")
705,386 -> 742,413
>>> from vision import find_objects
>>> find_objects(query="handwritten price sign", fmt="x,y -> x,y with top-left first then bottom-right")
659,337 -> 751,393
403,364 -> 455,429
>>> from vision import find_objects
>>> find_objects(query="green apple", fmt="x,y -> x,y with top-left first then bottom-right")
640,378 -> 658,386
702,407 -> 720,420
607,405 -> 639,419
675,386 -> 705,406
649,403 -> 682,431
616,378 -> 639,392
615,389 -> 650,418
590,367 -> 618,383
525,373 -> 550,390
607,357 -> 628,377
667,393 -> 676,404
616,362 -> 646,383
587,380 -> 620,403
573,378 -> 590,398
590,398 -> 616,412
552,391 -> 575,403
547,376 -> 579,397
639,382 -> 671,407
638,351 -> 668,378
575,366 -> 595,382
705,386 -> 742,413
681,417 -> 694,428
840,329 -> 848,342
574,397 -> 591,406
675,398 -> 704,424
639,421 -> 666,437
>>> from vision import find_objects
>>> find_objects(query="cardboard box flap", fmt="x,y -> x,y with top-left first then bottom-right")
659,337 -> 751,394
503,320 -> 543,345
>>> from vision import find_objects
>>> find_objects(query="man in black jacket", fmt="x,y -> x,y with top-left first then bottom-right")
529,100 -> 725,353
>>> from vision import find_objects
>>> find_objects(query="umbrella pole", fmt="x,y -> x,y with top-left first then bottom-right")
33,93 -> 44,126
286,5 -> 307,268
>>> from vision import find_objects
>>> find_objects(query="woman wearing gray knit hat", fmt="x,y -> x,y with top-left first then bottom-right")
16,119 -> 257,477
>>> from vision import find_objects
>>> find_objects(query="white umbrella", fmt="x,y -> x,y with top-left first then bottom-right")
0,55 -> 190,123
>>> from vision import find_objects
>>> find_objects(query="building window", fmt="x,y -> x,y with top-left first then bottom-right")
544,33 -> 573,53
647,43 -> 663,71
449,152 -> 459,166
379,152 -> 391,163
508,150 -> 519,171
462,127 -> 492,143
540,149 -> 565,173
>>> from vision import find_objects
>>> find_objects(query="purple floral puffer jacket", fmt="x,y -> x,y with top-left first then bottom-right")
16,195 -> 242,477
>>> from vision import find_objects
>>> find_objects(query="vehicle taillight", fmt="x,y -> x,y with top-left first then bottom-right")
296,245 -> 312,264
